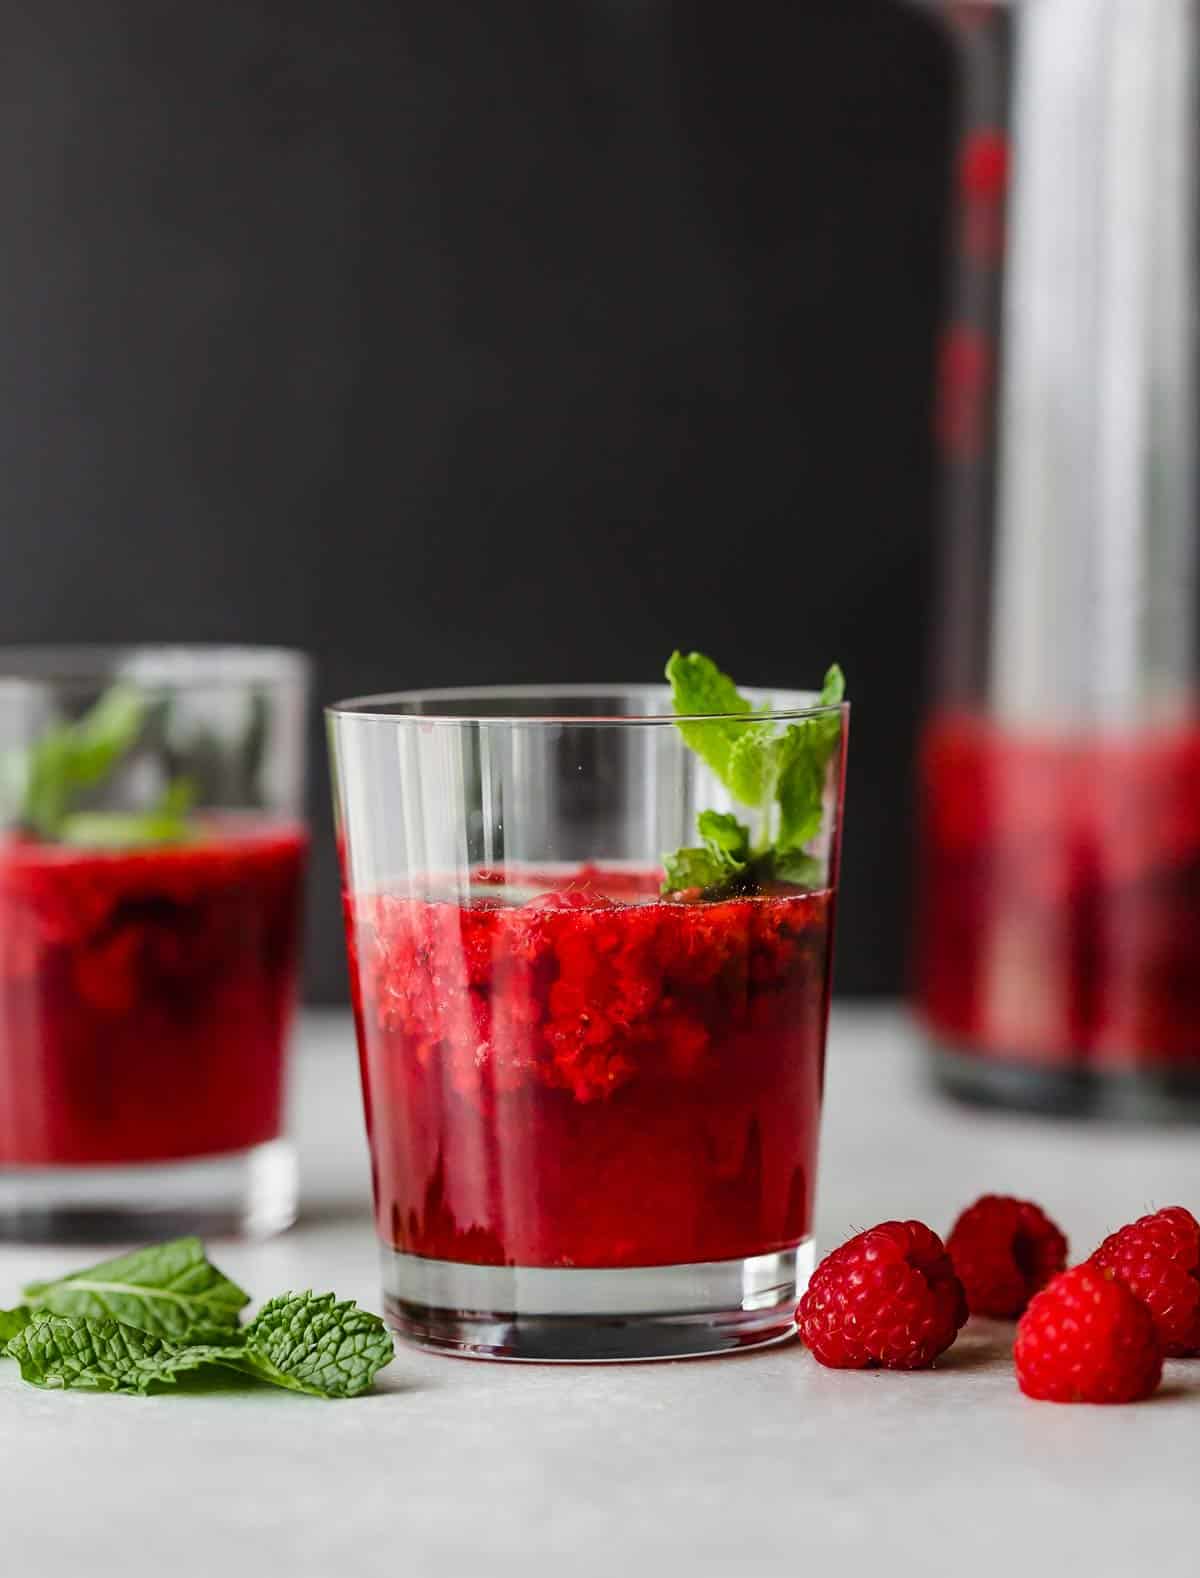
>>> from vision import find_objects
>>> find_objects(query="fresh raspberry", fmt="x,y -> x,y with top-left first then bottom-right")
946,1194 -> 1068,1318
1015,1264 -> 1162,1404
797,1221 -> 968,1370
1090,1207 -> 1200,1357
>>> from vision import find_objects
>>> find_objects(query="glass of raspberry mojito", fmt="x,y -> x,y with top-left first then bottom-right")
0,647 -> 309,1240
329,660 -> 848,1360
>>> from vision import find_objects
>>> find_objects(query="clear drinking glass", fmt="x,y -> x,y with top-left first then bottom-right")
328,683 -> 848,1361
916,0 -> 1200,1117
0,646 -> 309,1240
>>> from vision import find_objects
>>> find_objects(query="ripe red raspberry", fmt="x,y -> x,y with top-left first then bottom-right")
797,1220 -> 968,1370
946,1194 -> 1068,1318
1015,1265 -> 1162,1404
1090,1206 -> 1200,1357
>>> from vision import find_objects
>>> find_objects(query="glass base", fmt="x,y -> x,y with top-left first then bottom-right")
930,1042 -> 1200,1122
0,1139 -> 297,1244
381,1241 -> 812,1362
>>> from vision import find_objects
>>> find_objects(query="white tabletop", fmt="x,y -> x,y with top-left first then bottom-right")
3,1006 -> 1197,1578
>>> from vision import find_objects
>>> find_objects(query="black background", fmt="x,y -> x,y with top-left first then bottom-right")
0,1 -> 955,1001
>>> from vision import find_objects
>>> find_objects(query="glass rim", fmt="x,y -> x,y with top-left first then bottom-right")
0,644 -> 310,694
327,681 -> 849,728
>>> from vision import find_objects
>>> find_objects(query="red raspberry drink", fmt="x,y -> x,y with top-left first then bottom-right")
0,820 -> 307,1169
329,666 -> 848,1359
916,710 -> 1200,1115
347,869 -> 832,1275
0,644 -> 310,1239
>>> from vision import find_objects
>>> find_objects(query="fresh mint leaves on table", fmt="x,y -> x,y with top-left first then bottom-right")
662,651 -> 845,900
0,1307 -> 30,1343
1,1238 -> 394,1399
4,682 -> 195,849
22,1236 -> 250,1342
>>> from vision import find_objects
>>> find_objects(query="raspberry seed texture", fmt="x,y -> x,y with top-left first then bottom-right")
1090,1206 -> 1200,1357
797,1220 -> 968,1370
1015,1264 -> 1162,1404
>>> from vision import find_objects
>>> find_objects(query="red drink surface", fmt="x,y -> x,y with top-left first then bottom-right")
0,820 -> 307,1166
345,868 -> 834,1269
915,712 -> 1200,1069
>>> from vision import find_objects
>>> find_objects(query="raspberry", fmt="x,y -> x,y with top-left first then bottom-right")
797,1220 -> 968,1370
946,1194 -> 1068,1318
1015,1265 -> 1162,1404
1090,1207 -> 1200,1357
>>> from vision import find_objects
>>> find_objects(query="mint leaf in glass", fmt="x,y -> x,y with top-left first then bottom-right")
23,1236 -> 249,1343
662,811 -> 753,897
665,652 -> 756,791
12,684 -> 146,839
6,682 -> 201,848
661,653 -> 845,898
59,775 -> 196,850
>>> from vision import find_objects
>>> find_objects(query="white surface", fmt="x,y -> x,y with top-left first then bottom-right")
3,1006 -> 1198,1577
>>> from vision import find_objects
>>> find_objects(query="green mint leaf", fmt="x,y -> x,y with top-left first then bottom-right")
24,1236 -> 249,1343
18,684 -> 147,840
663,811 -> 754,897
661,846 -> 731,894
774,669 -> 846,854
6,1313 -> 175,1393
696,810 -> 751,861
665,651 -> 755,796
0,1305 -> 31,1345
58,774 -> 196,850
770,848 -> 823,887
775,732 -> 826,851
819,664 -> 846,707
157,775 -> 196,819
231,1292 -> 395,1399
725,724 -> 777,808
6,1315 -> 243,1395
663,650 -> 844,893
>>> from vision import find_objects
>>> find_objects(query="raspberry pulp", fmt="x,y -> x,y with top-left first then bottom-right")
345,867 -> 834,1269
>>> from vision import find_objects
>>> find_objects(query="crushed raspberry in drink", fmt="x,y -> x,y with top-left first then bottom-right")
0,820 -> 307,1166
345,867 -> 834,1269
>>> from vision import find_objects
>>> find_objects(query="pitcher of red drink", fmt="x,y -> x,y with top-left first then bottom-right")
916,0 -> 1200,1116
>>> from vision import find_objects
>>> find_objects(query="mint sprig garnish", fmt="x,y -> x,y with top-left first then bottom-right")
662,652 -> 845,899
5,683 -> 196,849
3,1238 -> 394,1400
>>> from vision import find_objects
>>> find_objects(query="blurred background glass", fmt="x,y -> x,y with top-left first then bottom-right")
0,646 -> 309,1239
916,0 -> 1200,1117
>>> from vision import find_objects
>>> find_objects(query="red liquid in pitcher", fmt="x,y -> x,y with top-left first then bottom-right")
915,712 -> 1200,1070
0,820 -> 307,1166
346,868 -> 834,1269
